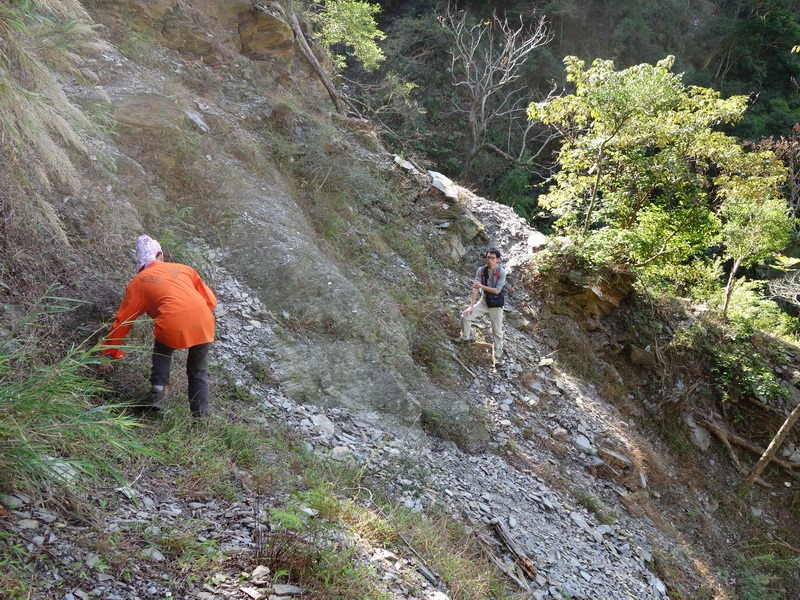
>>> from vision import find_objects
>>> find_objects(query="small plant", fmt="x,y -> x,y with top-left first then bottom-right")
711,337 -> 787,408
733,542 -> 800,600
0,530 -> 32,598
573,490 -> 618,526
260,488 -> 391,599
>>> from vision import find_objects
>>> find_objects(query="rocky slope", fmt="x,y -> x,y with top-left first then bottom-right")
3,169 -> 696,599
2,1 -> 798,599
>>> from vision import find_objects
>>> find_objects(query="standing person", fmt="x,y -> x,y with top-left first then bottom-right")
101,235 -> 217,416
458,248 -> 507,364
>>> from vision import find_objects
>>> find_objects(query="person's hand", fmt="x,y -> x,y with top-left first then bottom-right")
472,280 -> 482,290
462,307 -> 473,317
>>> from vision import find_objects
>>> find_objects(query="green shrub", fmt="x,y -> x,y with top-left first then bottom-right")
709,280 -> 800,339
0,292 -> 144,495
496,167 -> 535,219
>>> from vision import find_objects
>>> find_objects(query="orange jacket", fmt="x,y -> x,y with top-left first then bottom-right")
102,261 -> 216,359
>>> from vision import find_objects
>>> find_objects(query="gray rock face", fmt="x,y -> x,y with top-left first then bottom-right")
220,172 -> 487,442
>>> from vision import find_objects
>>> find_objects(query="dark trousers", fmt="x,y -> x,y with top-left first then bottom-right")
151,340 -> 212,416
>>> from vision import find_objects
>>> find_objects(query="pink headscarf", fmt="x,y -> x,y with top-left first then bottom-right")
136,235 -> 162,272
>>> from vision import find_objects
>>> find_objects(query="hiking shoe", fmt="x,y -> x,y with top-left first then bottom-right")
143,385 -> 167,411
453,336 -> 472,344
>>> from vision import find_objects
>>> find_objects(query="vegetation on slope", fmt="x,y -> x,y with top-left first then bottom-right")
1,0 -> 799,598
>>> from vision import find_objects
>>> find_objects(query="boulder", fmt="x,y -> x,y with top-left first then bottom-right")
597,446 -> 633,469
238,5 -> 294,69
505,308 -> 532,331
685,413 -> 711,451
161,7 -> 219,64
627,344 -> 656,366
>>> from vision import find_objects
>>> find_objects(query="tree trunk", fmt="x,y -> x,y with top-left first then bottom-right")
738,400 -> 800,494
722,258 -> 741,317
284,5 -> 345,115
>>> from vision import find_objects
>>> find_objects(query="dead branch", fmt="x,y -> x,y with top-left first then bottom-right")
773,536 -> 800,554
440,3 -> 553,177
474,530 -> 531,591
738,399 -> 800,494
279,3 -> 362,118
767,269 -> 800,309
698,415 -> 800,486
491,520 -> 538,580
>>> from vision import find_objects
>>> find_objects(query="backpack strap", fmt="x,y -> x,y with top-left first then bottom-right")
482,265 -> 489,286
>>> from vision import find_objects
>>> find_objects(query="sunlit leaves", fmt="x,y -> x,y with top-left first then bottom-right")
529,54 -> 791,288
309,0 -> 385,71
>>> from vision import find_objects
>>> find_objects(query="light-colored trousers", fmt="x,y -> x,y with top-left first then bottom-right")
461,297 -> 504,356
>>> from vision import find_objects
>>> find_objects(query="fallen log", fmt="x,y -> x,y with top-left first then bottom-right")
697,415 -> 799,484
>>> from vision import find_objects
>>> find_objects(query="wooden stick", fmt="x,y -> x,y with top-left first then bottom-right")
441,342 -> 478,378
454,354 -> 478,378
475,530 -> 531,591
491,521 -> 539,580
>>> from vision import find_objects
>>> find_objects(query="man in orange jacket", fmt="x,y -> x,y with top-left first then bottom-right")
102,235 -> 217,416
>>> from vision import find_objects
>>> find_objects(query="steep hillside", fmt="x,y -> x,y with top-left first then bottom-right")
1,2 -> 799,599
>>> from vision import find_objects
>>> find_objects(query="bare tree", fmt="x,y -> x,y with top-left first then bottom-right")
768,268 -> 800,309
440,4 -> 556,177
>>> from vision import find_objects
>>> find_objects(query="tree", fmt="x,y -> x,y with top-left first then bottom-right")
718,166 -> 792,316
528,56 -> 790,293
277,0 -> 385,116
307,0 -> 385,71
440,4 -> 554,177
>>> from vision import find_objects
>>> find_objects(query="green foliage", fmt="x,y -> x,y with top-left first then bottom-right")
345,9 -> 460,170
637,257 -> 723,301
0,530 -> 32,597
534,0 -> 800,139
732,541 -> 800,600
496,166 -> 535,219
712,339 -> 786,408
308,0 -> 386,71
531,55 -> 791,303
709,280 -> 799,339
0,291 -> 144,495
718,155 -> 793,314
262,487 -> 392,599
